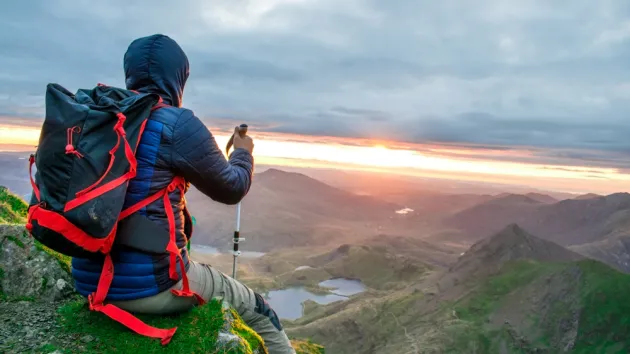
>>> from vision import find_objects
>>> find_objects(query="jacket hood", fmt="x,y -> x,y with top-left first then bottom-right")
124,34 -> 189,107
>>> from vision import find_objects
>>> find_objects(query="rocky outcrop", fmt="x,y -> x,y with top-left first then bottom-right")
0,225 -> 74,302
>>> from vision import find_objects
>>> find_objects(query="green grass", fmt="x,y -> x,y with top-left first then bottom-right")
0,186 -> 28,224
453,260 -> 550,322
0,187 -> 72,273
38,344 -> 59,353
58,299 -> 263,353
34,241 -> 72,273
291,340 -> 325,354
5,235 -> 25,248
442,259 -> 630,353
41,276 -> 49,292
0,294 -> 37,302
0,266 -> 4,299
229,309 -> 267,353
572,260 -> 630,353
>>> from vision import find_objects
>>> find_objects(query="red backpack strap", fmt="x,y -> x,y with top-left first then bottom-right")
120,177 -> 205,304
88,254 -> 177,345
86,177 -> 205,346
28,154 -> 40,202
163,179 -> 205,304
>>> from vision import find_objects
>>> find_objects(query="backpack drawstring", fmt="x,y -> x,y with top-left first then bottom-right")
66,126 -> 83,158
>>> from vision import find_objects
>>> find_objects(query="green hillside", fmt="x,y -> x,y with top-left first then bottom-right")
0,186 -> 27,224
443,259 -> 630,353
288,256 -> 630,353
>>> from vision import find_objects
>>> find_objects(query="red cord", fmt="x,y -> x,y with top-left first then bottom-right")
65,126 -> 83,158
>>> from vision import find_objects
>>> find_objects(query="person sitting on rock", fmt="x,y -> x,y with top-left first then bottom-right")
70,34 -> 295,354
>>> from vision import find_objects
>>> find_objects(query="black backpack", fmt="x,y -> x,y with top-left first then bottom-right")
26,83 -> 201,345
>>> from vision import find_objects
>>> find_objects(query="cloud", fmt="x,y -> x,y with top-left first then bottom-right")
1,0 -> 630,170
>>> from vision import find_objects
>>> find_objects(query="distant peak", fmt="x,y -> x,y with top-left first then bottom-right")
502,223 -> 524,234
259,168 -> 289,175
574,193 -> 602,200
485,223 -> 533,245
525,192 -> 557,203
464,223 -> 582,264
445,224 -> 583,285
490,193 -> 541,204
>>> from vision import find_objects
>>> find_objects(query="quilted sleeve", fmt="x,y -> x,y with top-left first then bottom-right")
171,109 -> 254,205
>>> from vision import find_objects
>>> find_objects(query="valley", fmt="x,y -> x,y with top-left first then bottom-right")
2,151 -> 630,353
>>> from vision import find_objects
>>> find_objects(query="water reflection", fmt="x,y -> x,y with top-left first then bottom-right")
265,278 -> 366,320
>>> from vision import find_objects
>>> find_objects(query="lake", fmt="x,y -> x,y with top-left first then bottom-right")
264,278 -> 366,320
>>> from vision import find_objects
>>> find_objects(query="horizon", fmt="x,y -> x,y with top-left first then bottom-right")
1,123 -> 628,195
1,1 -> 630,195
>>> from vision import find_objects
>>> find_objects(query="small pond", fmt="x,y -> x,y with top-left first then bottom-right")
319,278 -> 366,296
190,244 -> 266,258
395,207 -> 414,215
294,265 -> 313,271
264,278 -> 366,320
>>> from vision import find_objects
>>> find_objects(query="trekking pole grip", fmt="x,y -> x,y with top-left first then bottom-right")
226,124 -> 248,155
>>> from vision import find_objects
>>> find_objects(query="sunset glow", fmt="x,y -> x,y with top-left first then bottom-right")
1,123 -> 628,194
0,126 -> 40,145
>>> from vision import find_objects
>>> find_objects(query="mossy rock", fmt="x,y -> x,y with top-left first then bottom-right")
57,299 -> 267,353
54,299 -> 324,353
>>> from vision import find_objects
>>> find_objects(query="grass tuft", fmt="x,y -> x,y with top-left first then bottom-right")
5,235 -> 25,249
230,308 -> 267,354
291,339 -> 326,354
0,186 -> 28,223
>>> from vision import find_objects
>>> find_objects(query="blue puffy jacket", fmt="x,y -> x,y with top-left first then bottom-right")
72,34 -> 254,301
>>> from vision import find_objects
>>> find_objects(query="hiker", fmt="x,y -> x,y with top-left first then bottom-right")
69,34 -> 295,353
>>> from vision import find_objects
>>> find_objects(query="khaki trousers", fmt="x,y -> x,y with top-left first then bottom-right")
109,261 -> 296,354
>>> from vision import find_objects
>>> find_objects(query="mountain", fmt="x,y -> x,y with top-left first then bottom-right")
570,208 -> 630,272
574,193 -> 602,200
443,194 -> 543,242
491,192 -> 557,204
185,168 -> 402,251
439,224 -> 583,292
445,192 -> 630,246
287,225 -> 630,353
525,192 -> 558,203
450,224 -> 582,274
438,259 -> 630,353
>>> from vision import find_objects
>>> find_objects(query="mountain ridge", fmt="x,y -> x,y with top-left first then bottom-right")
439,223 -> 584,293
445,192 -> 630,246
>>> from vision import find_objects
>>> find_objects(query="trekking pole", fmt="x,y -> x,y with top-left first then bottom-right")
226,124 -> 248,279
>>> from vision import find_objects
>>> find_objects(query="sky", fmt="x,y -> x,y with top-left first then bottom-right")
0,0 -> 629,194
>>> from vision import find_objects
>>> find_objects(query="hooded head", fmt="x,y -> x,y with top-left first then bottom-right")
124,34 -> 189,107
